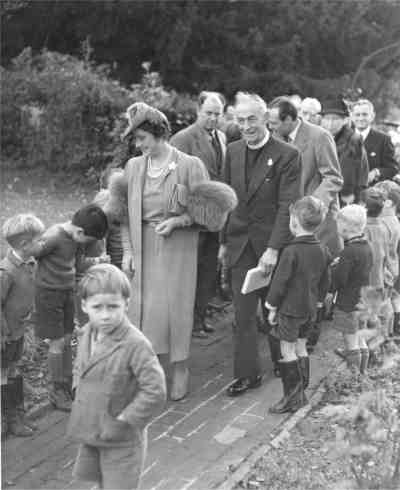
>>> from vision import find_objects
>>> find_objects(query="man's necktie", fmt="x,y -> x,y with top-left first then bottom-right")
210,131 -> 223,176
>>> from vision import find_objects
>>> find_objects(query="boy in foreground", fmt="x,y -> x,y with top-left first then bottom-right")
67,264 -> 166,490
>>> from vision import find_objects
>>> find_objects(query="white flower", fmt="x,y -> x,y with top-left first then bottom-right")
267,158 -> 274,167
168,161 -> 177,171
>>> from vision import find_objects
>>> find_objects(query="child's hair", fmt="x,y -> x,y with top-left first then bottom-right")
374,181 -> 400,212
361,187 -> 385,218
337,204 -> 367,234
72,204 -> 108,240
79,263 -> 131,300
2,213 -> 45,248
290,196 -> 326,232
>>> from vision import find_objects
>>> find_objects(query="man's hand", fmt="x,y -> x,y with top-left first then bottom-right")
218,244 -> 228,265
97,254 -> 111,264
258,248 -> 278,275
368,168 -> 380,184
267,308 -> 278,326
341,194 -> 355,205
122,253 -> 135,278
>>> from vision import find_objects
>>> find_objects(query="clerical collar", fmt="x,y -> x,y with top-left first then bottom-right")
247,130 -> 270,150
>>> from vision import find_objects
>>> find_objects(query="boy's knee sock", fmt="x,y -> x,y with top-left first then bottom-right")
48,352 -> 64,386
62,343 -> 73,380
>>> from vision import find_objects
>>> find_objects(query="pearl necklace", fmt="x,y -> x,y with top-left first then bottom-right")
147,149 -> 171,178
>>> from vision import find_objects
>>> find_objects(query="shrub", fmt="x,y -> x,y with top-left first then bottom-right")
1,51 -> 196,173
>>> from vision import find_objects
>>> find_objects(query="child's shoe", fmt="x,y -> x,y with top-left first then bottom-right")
49,383 -> 72,412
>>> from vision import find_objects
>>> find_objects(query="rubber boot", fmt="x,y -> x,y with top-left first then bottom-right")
394,312 -> 400,336
48,353 -> 72,412
267,333 -> 282,377
170,361 -> 189,401
269,360 -> 305,414
345,349 -> 361,372
306,321 -> 321,353
360,348 -> 369,375
298,356 -> 310,389
7,381 -> 34,437
11,375 -> 38,431
1,384 -> 8,436
368,349 -> 379,368
62,343 -> 73,401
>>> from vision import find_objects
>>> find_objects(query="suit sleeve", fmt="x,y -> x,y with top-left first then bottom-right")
380,134 -> 398,180
330,249 -> 352,292
268,149 -> 302,250
170,131 -> 191,154
265,247 -> 295,308
314,130 -> 343,207
220,148 -> 232,245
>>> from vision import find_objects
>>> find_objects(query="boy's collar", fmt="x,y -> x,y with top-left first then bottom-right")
7,249 -> 35,266
89,316 -> 131,342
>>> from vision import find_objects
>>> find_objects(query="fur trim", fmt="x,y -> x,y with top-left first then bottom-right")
103,170 -> 129,225
187,181 -> 238,232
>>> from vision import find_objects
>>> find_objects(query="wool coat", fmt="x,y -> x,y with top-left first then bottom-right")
122,147 -> 209,361
67,317 -> 167,449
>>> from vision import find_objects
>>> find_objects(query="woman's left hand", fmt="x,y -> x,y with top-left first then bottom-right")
155,218 -> 179,236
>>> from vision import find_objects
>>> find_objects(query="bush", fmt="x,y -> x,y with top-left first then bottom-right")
1,50 -> 196,173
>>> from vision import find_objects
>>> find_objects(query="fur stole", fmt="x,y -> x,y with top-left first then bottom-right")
102,170 -> 129,225
103,170 -> 238,231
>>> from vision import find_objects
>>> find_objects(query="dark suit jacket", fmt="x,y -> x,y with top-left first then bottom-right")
170,123 -> 226,181
266,235 -> 330,318
363,128 -> 398,180
223,136 -> 302,266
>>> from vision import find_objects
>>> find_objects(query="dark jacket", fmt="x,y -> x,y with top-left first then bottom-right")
266,235 -> 330,318
331,236 -> 373,312
0,250 -> 36,341
364,128 -> 398,180
335,124 -> 369,202
222,136 -> 302,266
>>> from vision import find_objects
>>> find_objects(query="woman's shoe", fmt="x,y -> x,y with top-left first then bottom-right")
170,364 -> 189,401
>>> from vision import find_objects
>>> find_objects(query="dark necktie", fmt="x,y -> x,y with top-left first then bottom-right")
210,131 -> 223,176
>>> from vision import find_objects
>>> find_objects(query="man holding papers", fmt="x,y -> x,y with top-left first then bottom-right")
219,92 -> 302,396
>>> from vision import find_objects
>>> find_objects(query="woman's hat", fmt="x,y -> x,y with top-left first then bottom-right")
321,96 -> 349,117
122,102 -> 169,139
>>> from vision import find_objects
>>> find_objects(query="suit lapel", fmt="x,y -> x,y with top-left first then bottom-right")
293,120 -> 308,152
195,128 -> 218,176
232,141 -> 247,199
246,137 -> 280,203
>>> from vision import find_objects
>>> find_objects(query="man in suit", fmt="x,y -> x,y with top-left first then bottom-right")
268,97 -> 343,256
171,91 -> 226,338
351,99 -> 398,184
220,92 -> 302,396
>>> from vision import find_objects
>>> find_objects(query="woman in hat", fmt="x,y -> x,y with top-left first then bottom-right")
321,97 -> 369,206
116,102 -> 209,401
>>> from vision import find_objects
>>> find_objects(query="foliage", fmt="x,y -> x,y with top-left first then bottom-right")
1,50 -> 195,172
321,356 -> 400,489
1,0 -> 400,115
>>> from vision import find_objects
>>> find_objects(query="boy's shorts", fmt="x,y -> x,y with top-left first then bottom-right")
34,287 -> 75,340
1,336 -> 24,368
276,313 -> 312,342
332,308 -> 358,335
73,443 -> 143,490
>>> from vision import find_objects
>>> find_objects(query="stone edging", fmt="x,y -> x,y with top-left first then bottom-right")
214,367 -> 342,490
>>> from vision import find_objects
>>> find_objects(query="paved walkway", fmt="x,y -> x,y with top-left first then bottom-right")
2,308 -> 339,490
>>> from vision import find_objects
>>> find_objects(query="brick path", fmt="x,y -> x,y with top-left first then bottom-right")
2,308 -> 339,490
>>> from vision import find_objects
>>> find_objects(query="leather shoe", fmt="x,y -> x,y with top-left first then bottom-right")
226,376 -> 262,397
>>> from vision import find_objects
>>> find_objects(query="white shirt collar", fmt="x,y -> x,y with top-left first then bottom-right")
359,127 -> 371,141
288,119 -> 301,143
247,129 -> 270,150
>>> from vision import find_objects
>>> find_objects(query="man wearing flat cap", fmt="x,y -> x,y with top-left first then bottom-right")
171,91 -> 227,339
